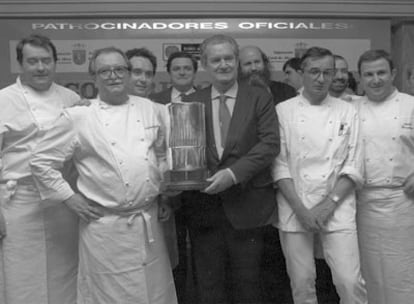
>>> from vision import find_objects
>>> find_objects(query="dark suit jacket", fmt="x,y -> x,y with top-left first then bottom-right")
149,87 -> 173,105
268,80 -> 297,105
183,83 -> 280,229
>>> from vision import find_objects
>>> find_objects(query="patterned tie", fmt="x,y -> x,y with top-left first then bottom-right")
218,94 -> 231,148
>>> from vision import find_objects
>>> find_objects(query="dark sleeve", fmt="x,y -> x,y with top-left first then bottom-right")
229,89 -> 280,184
269,81 -> 297,105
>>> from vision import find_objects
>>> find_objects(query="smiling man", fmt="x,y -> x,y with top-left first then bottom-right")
126,47 -> 157,98
273,46 -> 367,304
184,34 -> 279,304
0,34 -> 80,304
151,51 -> 198,104
30,47 -> 177,304
356,49 -> 414,304
149,51 -> 198,304
329,55 -> 359,102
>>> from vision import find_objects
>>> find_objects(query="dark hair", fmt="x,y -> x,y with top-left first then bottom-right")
166,51 -> 198,73
125,47 -> 157,74
357,49 -> 393,75
283,57 -> 301,72
16,34 -> 58,64
88,46 -> 131,76
200,34 -> 239,66
347,71 -> 358,94
300,47 -> 333,70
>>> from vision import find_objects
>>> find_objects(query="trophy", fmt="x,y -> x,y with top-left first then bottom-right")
163,102 -> 209,191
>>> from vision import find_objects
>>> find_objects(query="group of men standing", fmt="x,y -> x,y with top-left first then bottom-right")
0,32 -> 413,304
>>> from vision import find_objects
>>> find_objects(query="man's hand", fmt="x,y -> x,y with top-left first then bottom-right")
0,209 -> 6,239
294,205 -> 320,232
310,198 -> 337,228
403,173 -> 414,197
158,196 -> 172,222
63,193 -> 103,222
203,169 -> 235,195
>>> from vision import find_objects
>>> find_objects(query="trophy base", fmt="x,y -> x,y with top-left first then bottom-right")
163,169 -> 209,191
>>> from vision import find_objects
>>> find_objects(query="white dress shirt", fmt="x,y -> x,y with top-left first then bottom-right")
30,95 -> 166,210
171,87 -> 196,103
273,94 -> 363,232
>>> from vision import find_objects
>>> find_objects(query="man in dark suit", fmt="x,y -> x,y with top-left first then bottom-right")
239,45 -> 297,105
150,51 -> 198,104
150,51 -> 199,304
184,34 -> 279,304
239,45 -> 295,303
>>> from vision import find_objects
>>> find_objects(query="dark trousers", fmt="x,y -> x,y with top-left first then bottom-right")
188,205 -> 264,304
173,206 -> 192,304
261,225 -> 293,303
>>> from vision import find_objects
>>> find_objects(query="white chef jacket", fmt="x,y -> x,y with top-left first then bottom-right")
273,94 -> 363,232
0,77 -> 79,180
30,95 -> 166,211
356,90 -> 414,188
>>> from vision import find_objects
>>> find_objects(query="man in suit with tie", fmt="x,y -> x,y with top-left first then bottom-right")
150,51 -> 199,304
150,51 -> 198,104
184,34 -> 279,304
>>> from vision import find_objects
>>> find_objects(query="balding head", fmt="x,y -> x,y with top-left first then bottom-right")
238,45 -> 271,88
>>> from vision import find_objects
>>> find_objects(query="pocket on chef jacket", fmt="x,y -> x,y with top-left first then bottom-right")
399,115 -> 414,139
332,120 -> 351,163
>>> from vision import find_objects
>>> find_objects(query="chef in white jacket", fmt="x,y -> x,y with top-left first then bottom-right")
30,46 -> 177,304
356,49 -> 414,304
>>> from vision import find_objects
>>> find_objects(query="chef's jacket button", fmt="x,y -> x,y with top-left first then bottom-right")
145,157 -> 148,161
300,119 -> 304,123
366,158 -> 370,162
389,158 -> 393,161
362,119 -> 366,122
301,137 -> 305,140
326,156 -> 330,160
392,137 -> 396,140
322,175 -> 325,178
142,262 -> 147,266
394,117 -> 398,120
119,161 -> 123,165
146,178 -> 150,182
137,119 -> 140,122
141,138 -> 145,141
329,121 -> 332,124
125,182 -> 129,186
111,142 -> 116,145
386,178 -> 391,183
128,201 -> 133,206
328,138 -> 333,142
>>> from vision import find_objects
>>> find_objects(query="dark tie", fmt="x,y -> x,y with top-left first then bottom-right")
218,94 -> 231,148
179,93 -> 187,102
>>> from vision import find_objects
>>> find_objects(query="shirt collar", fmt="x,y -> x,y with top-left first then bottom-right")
171,86 -> 196,99
211,82 -> 238,100
16,76 -> 56,94
299,92 -> 332,107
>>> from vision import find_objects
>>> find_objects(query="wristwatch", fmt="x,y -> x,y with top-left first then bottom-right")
328,194 -> 340,205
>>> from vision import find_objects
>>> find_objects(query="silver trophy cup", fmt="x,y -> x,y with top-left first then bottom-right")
163,102 -> 209,190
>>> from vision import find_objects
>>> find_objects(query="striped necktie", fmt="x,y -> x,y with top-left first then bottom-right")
218,94 -> 231,148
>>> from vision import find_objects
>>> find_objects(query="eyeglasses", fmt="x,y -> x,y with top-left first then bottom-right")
304,68 -> 335,79
96,66 -> 130,79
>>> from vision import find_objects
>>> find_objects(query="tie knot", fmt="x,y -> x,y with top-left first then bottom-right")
219,94 -> 227,104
